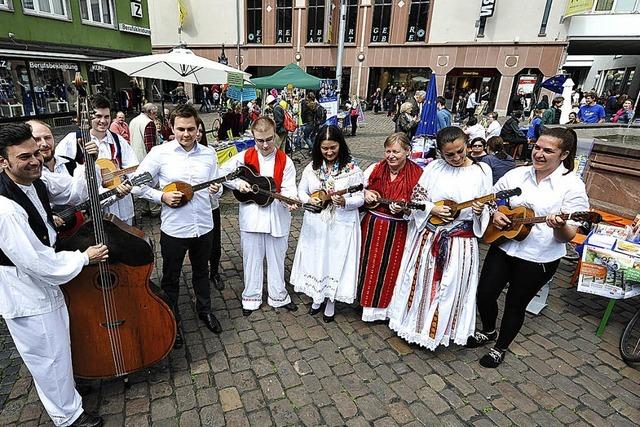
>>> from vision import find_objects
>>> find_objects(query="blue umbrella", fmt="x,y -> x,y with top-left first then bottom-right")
416,75 -> 438,137
540,74 -> 567,94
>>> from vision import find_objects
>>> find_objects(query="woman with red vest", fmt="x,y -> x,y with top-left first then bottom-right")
358,132 -> 423,322
218,116 -> 300,316
290,125 -> 364,322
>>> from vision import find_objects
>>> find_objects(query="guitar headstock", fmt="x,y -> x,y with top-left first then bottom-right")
131,172 -> 153,187
569,211 -> 603,223
496,188 -> 522,200
348,184 -> 364,193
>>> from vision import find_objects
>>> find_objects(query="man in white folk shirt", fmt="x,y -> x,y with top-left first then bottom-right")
133,105 -> 223,349
0,123 -> 109,427
56,95 -> 137,225
219,116 -> 299,317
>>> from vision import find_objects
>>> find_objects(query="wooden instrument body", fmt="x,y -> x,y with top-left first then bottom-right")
232,165 -> 277,207
482,205 -> 535,245
59,214 -> 176,378
162,181 -> 195,207
97,158 -> 138,189
310,184 -> 364,209
429,200 -> 462,226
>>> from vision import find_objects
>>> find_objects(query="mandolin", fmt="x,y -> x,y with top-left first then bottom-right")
429,188 -> 522,226
232,165 -> 322,213
310,184 -> 364,209
482,206 -> 602,245
54,172 -> 152,238
363,189 -> 425,211
97,158 -> 138,189
162,169 -> 241,208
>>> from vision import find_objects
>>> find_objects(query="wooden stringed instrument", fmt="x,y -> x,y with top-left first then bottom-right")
310,184 -> 364,209
232,165 -> 322,213
54,172 -> 152,238
97,158 -> 139,189
363,190 -> 426,211
162,169 -> 241,208
482,206 -> 602,245
59,75 -> 176,379
428,188 -> 522,226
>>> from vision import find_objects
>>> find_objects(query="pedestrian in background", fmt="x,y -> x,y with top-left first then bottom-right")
436,96 -> 452,131
110,111 -> 131,143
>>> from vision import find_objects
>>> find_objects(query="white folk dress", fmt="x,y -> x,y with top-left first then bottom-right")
291,161 -> 364,304
387,159 -> 492,350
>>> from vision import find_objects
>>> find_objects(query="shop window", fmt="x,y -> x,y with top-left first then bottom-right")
88,64 -> 112,98
370,0 -> 392,43
22,0 -> 70,19
1,0 -> 14,11
406,0 -> 429,42
79,0 -> 114,26
29,61 -> 80,115
345,0 -> 358,43
276,0 -> 293,44
247,0 -> 262,44
614,0 -> 639,12
1,59 -> 29,118
594,0 -> 614,11
307,0 -> 325,43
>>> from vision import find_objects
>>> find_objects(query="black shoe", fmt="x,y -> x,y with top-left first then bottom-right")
308,304 -> 322,315
282,302 -> 298,312
479,348 -> 506,368
242,308 -> 255,317
199,312 -> 222,334
210,273 -> 224,291
71,412 -> 103,427
323,314 -> 335,323
173,328 -> 184,349
465,330 -> 497,348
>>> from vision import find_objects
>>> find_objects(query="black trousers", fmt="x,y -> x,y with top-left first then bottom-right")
209,209 -> 221,277
477,245 -> 560,350
351,116 -> 358,135
160,230 -> 213,320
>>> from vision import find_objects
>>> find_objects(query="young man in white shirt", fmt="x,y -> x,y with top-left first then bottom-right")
133,105 -> 223,349
0,123 -> 108,427
219,116 -> 299,316
56,95 -> 138,225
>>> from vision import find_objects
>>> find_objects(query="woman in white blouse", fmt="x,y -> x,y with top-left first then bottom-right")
468,127 -> 589,368
291,125 -> 364,322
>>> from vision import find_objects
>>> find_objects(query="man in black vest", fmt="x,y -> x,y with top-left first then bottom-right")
0,123 -> 108,427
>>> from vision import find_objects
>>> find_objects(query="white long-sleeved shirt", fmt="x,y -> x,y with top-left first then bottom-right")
57,131 -> 138,221
483,165 -> 590,263
133,140 -> 222,238
219,148 -> 297,238
0,177 -> 89,319
486,120 -> 502,139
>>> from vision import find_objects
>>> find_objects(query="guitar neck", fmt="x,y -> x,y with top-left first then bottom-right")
256,188 -> 301,206
455,193 -> 497,210
514,213 -> 571,225
376,197 -> 423,210
73,186 -> 121,214
104,165 -> 138,180
191,175 -> 233,192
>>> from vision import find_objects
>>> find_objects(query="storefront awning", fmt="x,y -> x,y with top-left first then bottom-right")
0,49 -> 108,63
563,55 -> 595,68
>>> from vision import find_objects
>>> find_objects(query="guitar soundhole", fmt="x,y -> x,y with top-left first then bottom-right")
251,184 -> 260,194
95,271 -> 118,291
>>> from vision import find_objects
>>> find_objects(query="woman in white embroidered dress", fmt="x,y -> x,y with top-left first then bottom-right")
387,126 -> 493,350
291,125 -> 364,322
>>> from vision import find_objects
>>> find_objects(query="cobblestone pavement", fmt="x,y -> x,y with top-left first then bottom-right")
2,113 -> 640,426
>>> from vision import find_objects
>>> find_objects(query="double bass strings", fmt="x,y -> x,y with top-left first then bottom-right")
80,102 -> 127,376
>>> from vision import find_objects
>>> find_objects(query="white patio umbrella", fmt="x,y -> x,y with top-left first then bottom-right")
560,77 -> 575,125
96,47 -> 250,85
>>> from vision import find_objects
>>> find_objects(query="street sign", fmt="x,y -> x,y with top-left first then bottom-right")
119,23 -> 151,36
130,1 -> 143,18
479,0 -> 496,17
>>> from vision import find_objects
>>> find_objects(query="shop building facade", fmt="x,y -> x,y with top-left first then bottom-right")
150,0 -> 568,115
0,0 -> 152,125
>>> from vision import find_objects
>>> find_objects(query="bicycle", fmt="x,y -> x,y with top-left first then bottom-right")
620,305 -> 640,364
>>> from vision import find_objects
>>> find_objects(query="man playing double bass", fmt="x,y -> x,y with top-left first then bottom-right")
0,123 -> 108,427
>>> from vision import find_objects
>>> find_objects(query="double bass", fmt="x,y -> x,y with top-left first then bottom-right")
58,76 -> 176,379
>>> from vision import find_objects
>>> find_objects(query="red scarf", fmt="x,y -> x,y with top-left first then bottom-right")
244,147 -> 287,192
368,159 -> 423,215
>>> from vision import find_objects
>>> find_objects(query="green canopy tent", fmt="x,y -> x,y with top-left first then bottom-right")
250,63 -> 321,89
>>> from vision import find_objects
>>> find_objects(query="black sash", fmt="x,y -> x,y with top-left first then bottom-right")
0,172 -> 55,266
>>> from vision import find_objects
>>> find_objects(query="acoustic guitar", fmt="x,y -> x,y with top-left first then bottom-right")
482,206 -> 602,245
232,165 -> 322,213
55,172 -> 153,238
97,158 -> 138,189
162,169 -> 241,208
428,188 -> 522,226
310,184 -> 364,209
363,190 -> 425,211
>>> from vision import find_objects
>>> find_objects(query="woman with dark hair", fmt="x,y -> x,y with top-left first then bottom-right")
387,126 -> 493,350
291,125 -> 364,322
468,137 -> 487,161
358,133 -> 423,322
469,127 -> 589,368
481,136 -> 515,184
